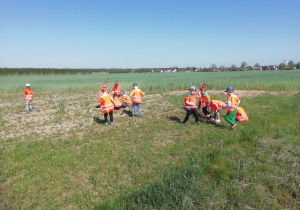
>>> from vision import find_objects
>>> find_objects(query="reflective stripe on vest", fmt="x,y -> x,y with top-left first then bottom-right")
25,89 -> 33,101
228,96 -> 239,113
114,99 -> 122,107
123,95 -> 132,104
100,94 -> 114,113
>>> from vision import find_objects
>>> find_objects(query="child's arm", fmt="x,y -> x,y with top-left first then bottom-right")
129,91 -> 134,97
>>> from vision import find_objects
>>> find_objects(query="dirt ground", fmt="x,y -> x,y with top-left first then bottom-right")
0,90 -> 297,141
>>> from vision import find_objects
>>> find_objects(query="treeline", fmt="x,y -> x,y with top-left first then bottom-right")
0,68 -> 91,76
91,68 -> 150,73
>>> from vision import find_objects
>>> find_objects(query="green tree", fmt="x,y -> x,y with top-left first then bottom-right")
288,60 -> 294,69
254,63 -> 260,67
296,62 -> 300,69
241,61 -> 247,68
278,63 -> 286,70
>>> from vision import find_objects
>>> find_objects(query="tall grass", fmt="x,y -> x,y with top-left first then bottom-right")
0,70 -> 299,93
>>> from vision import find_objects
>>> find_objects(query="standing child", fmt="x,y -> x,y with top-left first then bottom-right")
198,83 -> 211,118
235,107 -> 249,122
205,100 -> 226,123
112,81 -> 122,97
183,86 -> 200,124
130,83 -> 145,117
25,83 -> 34,112
224,86 -> 240,130
97,81 -> 109,108
99,87 -> 115,125
120,90 -> 131,108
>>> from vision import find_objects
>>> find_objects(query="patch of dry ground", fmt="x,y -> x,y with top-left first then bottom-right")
0,90 -> 297,141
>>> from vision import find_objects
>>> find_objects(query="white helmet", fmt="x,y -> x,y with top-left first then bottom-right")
26,83 -> 31,86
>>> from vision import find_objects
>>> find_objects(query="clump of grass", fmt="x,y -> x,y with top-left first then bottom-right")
58,98 -> 65,113
48,91 -> 53,101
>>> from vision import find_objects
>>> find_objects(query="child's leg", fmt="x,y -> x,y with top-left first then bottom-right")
183,109 -> 192,123
131,103 -> 136,115
203,107 -> 210,117
191,109 -> 199,123
104,113 -> 108,122
224,109 -> 237,124
109,111 -> 113,122
214,111 -> 220,122
137,103 -> 141,116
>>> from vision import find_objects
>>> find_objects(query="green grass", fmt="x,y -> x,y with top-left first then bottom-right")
1,90 -> 299,209
0,70 -> 300,93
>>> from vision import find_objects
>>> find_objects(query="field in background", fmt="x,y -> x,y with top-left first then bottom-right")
0,71 -> 299,209
0,70 -> 300,93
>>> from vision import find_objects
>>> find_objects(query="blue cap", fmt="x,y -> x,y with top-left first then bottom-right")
120,90 -> 125,94
225,86 -> 234,92
133,83 -> 138,87
188,86 -> 196,91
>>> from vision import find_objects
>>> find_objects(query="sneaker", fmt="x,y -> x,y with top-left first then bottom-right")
231,123 -> 237,129
110,122 -> 114,126
26,109 -> 30,112
215,119 -> 220,123
104,122 -> 108,125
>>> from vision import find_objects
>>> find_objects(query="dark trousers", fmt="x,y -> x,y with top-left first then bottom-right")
183,109 -> 199,123
203,107 -> 210,116
104,111 -> 113,122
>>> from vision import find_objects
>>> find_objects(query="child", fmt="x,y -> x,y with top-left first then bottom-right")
112,81 -> 122,97
198,83 -> 211,118
97,81 -> 109,108
224,86 -> 240,130
113,94 -> 122,110
183,86 -> 200,124
99,87 -> 115,125
120,90 -> 131,108
205,100 -> 226,123
25,83 -> 34,112
130,83 -> 145,117
235,107 -> 249,122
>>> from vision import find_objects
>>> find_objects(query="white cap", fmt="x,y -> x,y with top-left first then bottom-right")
26,83 -> 31,86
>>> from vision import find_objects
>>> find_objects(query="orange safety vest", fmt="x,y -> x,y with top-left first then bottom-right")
113,86 -> 122,96
235,107 -> 248,121
227,95 -> 240,113
184,94 -> 197,109
132,89 -> 143,104
211,100 -> 226,111
122,94 -> 132,105
25,89 -> 33,101
113,98 -> 122,108
100,94 -> 114,113
200,92 -> 210,107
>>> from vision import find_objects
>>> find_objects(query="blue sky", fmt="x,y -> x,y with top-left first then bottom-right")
1,0 -> 299,68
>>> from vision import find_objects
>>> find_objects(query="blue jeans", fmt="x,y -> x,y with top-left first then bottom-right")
132,103 -> 141,116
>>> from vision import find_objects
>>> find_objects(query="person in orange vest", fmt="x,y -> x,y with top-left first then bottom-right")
235,107 -> 249,122
97,81 -> 109,108
113,94 -> 123,110
112,81 -> 122,97
130,83 -> 145,117
198,83 -> 211,118
25,83 -> 35,112
120,90 -> 131,109
205,100 -> 226,123
183,86 -> 200,124
99,87 -> 115,125
224,86 -> 240,130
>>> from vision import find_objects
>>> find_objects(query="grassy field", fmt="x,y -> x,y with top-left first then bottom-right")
0,70 -> 300,93
0,71 -> 299,209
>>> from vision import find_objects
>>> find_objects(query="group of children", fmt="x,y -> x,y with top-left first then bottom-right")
183,83 -> 248,130
24,81 -> 247,129
98,81 -> 145,125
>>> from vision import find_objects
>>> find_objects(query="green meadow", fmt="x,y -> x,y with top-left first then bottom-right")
0,70 -> 299,209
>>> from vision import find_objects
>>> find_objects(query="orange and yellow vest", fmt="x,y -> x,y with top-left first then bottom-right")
132,89 -> 143,104
184,94 -> 197,109
227,95 -> 240,113
211,100 -> 226,111
100,94 -> 114,113
113,98 -> 122,108
235,107 -> 248,121
200,92 -> 210,107
25,89 -> 33,101
113,86 -> 122,96
122,94 -> 132,105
